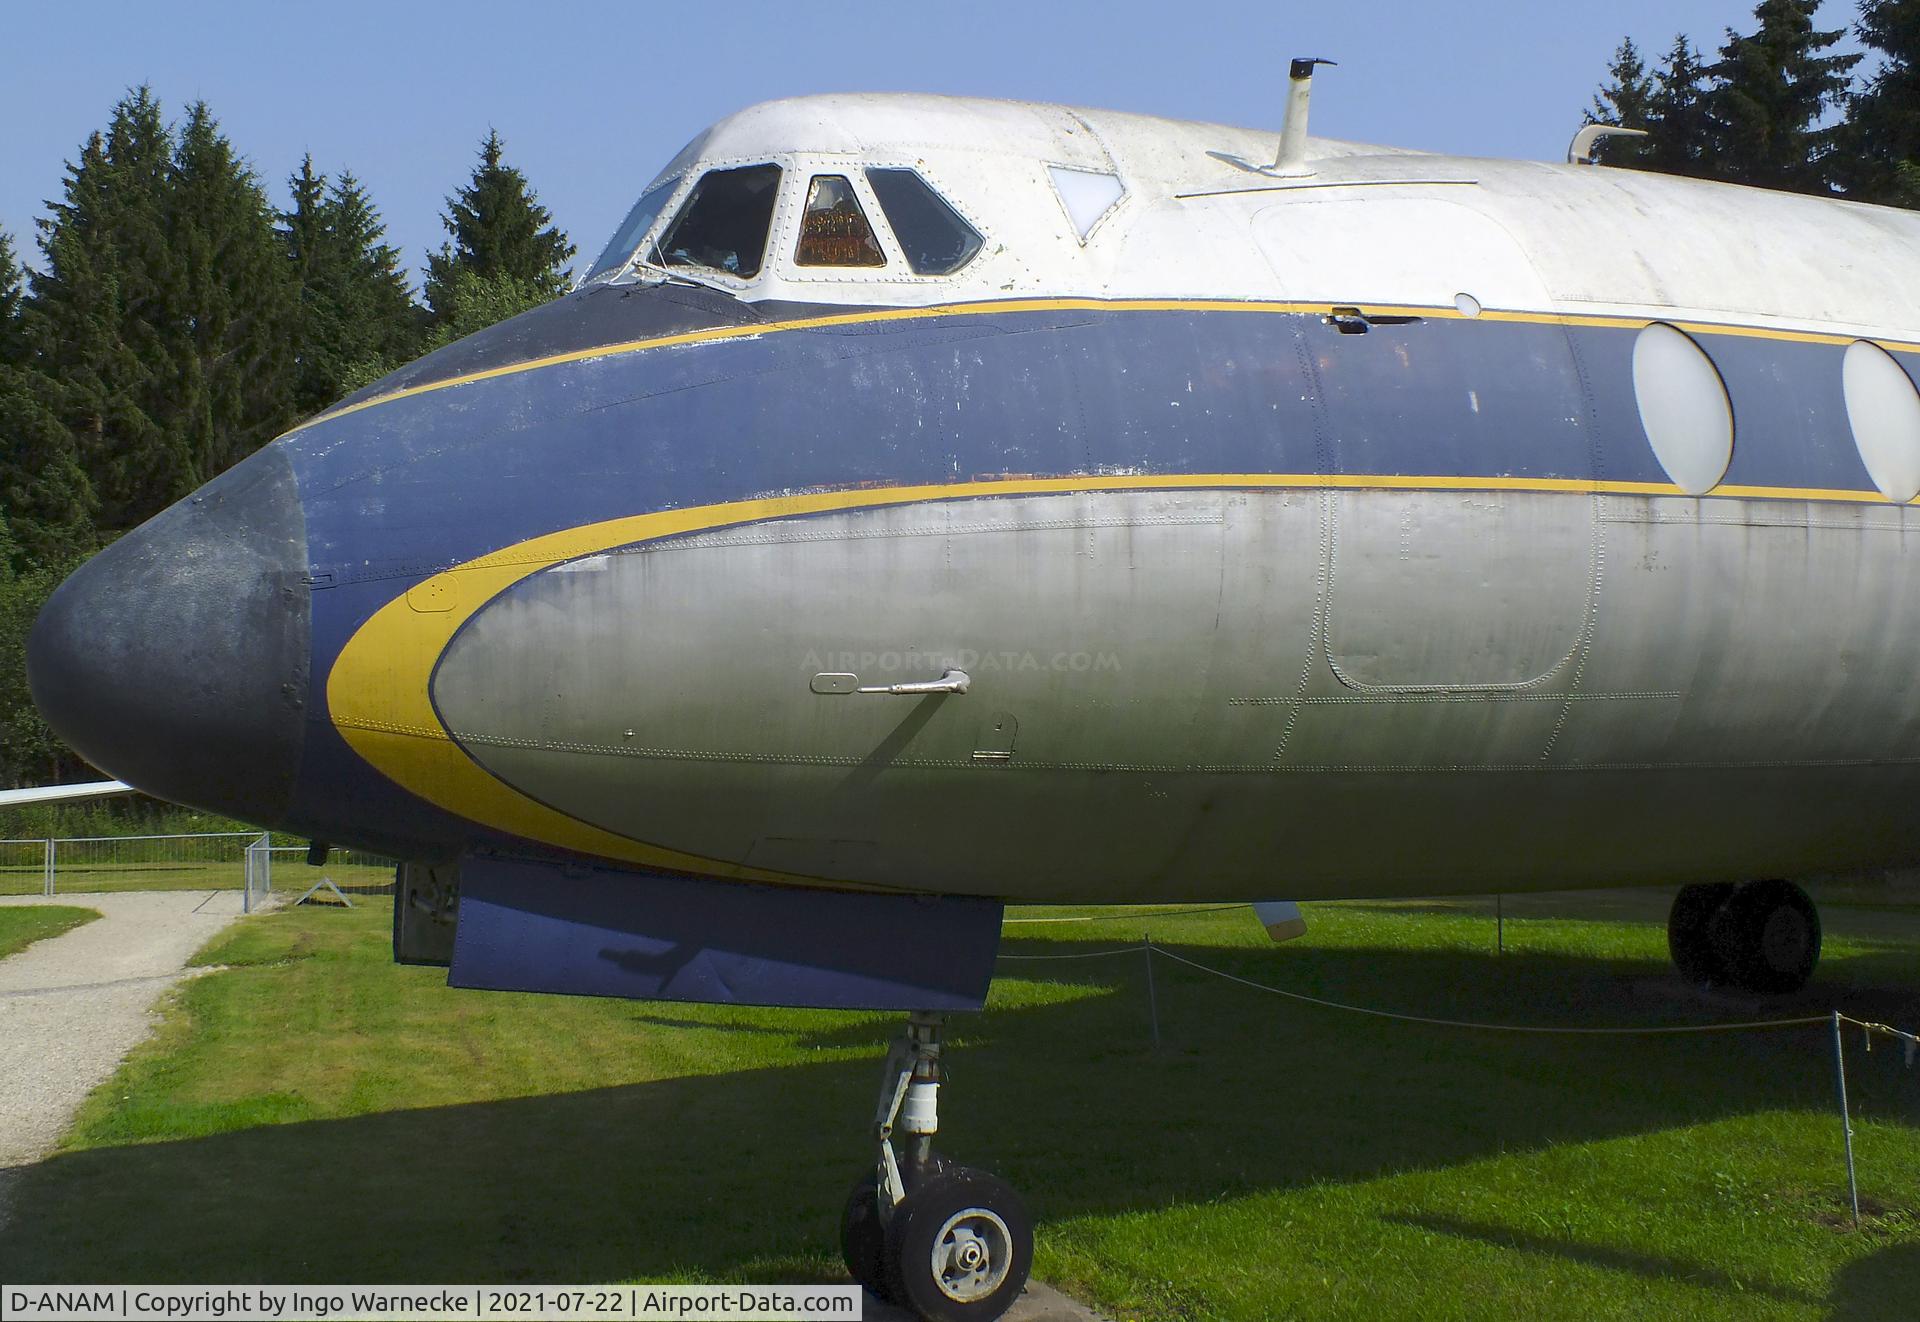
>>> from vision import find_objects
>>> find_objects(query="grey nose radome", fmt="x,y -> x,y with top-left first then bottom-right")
27,445 -> 311,825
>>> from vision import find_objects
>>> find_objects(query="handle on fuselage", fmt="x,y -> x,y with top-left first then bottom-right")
857,668 -> 971,696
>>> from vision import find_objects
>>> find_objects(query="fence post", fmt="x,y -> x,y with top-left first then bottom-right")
1142,934 -> 1162,1050
1831,1010 -> 1860,1227
43,838 -> 54,897
1496,894 -> 1504,955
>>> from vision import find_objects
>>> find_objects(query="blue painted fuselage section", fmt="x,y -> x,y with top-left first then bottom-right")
271,287 -> 1909,862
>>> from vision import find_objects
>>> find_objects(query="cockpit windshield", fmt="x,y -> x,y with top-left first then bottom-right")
651,164 -> 782,280
866,169 -> 983,275
585,176 -> 681,281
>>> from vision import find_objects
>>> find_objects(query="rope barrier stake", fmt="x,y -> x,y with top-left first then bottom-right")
1143,935 -> 1162,1051
1831,1009 -> 1860,1227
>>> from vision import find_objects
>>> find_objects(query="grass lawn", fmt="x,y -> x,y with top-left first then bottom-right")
0,889 -> 1915,1319
0,903 -> 99,958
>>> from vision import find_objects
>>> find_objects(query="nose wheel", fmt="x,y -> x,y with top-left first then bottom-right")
840,1012 -> 1033,1321
1668,879 -> 1821,994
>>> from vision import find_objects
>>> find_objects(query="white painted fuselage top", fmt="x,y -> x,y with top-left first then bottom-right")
584,91 -> 1920,349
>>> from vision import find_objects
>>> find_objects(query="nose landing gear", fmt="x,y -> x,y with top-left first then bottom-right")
840,1012 -> 1034,1321
1668,879 -> 1821,994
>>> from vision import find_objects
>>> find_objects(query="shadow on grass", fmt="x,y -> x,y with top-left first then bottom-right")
1827,1242 -> 1920,1321
1383,1211 -> 1821,1306
2,933 -> 1916,1285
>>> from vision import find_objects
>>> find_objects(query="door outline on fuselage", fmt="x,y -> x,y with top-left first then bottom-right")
1253,195 -> 1601,695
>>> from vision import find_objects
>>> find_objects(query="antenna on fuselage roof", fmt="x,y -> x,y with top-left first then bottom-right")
1271,57 -> 1337,176
1567,123 -> 1649,166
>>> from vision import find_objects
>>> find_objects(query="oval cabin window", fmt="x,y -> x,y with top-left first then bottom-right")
1631,323 -> 1733,496
1842,340 -> 1920,504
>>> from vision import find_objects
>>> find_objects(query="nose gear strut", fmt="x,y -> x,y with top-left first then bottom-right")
839,1012 -> 1034,1321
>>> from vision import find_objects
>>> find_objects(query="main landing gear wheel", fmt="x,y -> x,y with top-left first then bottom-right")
1668,879 -> 1821,994
840,1012 -> 1033,1321
1668,882 -> 1736,985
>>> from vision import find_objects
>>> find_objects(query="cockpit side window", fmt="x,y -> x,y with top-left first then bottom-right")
586,175 -> 681,281
864,169 -> 983,276
652,163 -> 782,279
795,175 -> 886,267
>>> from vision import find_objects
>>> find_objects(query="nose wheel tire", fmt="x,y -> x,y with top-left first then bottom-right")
1668,879 -> 1820,995
882,1165 -> 1033,1322
840,1173 -> 890,1301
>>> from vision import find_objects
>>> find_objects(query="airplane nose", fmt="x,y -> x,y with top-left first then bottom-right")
27,445 -> 311,824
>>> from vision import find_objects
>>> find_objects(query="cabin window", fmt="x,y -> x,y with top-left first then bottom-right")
652,163 -> 782,279
586,175 -> 681,280
865,168 -> 982,275
795,175 -> 886,267
1843,341 -> 1920,504
1046,165 -> 1124,241
1631,323 -> 1733,495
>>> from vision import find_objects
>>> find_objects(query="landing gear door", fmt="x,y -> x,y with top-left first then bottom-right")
393,860 -> 459,967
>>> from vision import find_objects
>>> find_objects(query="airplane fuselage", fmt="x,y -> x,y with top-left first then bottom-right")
30,93 -> 1920,905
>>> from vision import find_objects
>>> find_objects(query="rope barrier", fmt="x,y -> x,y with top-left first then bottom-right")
1003,905 -> 1246,925
1146,945 -> 1837,1036
997,946 -> 1144,962
996,934 -> 1917,1046
1000,938 -> 1916,1039
1847,1016 -> 1920,1061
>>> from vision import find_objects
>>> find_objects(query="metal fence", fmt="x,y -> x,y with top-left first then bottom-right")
259,846 -> 398,899
0,832 -> 396,908
0,838 -> 54,897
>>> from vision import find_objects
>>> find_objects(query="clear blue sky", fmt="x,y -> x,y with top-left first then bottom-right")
0,0 -> 1850,289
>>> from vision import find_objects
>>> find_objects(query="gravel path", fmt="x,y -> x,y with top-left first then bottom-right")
0,890 -> 254,1226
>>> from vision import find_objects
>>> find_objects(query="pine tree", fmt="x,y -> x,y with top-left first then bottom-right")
166,101 -> 296,485
423,129 -> 574,333
0,232 -> 24,362
0,367 -> 96,571
30,89 -> 184,531
0,232 -> 96,569
282,156 -> 421,415
325,172 -> 421,378
31,90 -> 295,532
1844,0 -> 1920,205
283,154 -> 328,314
1643,36 -> 1724,178
1590,38 -> 1657,165
1710,0 -> 1862,193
